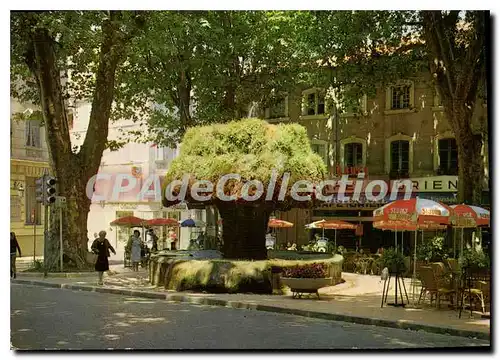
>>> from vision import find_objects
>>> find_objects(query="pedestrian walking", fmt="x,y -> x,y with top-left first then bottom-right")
149,229 -> 159,253
127,230 -> 142,272
10,232 -> 21,279
91,230 -> 116,285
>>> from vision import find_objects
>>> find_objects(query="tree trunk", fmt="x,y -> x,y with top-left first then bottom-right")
24,13 -> 133,269
44,171 -> 92,271
216,202 -> 271,260
445,101 -> 484,205
178,68 -> 193,131
456,131 -> 483,205
422,11 -> 486,206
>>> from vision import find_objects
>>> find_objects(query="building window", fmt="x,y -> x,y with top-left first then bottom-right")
156,146 -> 165,161
385,81 -> 414,112
311,141 -> 328,165
341,95 -> 368,116
302,89 -> 327,116
438,138 -> 458,175
390,140 -> 410,178
25,177 -> 42,225
391,85 -> 411,109
340,137 -> 367,173
271,98 -> 286,118
344,143 -> 363,167
25,120 -> 41,148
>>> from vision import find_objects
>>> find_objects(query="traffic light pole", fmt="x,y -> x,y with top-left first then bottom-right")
60,204 -> 63,272
43,205 -> 49,276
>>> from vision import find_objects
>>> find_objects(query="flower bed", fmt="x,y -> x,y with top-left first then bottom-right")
282,263 -> 328,278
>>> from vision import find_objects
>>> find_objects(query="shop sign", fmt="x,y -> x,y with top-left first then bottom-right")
334,166 -> 368,177
410,176 -> 458,193
119,203 -> 138,210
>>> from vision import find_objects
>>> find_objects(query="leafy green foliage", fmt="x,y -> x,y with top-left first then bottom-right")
416,236 -> 450,262
111,11 -> 304,148
164,118 -> 327,189
380,247 -> 406,273
459,248 -> 490,270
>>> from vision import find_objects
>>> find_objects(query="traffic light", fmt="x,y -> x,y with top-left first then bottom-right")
46,176 -> 57,204
35,176 -> 45,204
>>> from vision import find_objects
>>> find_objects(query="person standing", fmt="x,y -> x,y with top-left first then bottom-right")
91,231 -> 116,285
149,229 -> 159,253
168,230 -> 178,250
127,230 -> 142,271
10,232 -> 21,279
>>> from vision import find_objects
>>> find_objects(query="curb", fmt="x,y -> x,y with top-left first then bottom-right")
18,272 -> 97,278
11,279 -> 490,342
18,269 -> 127,278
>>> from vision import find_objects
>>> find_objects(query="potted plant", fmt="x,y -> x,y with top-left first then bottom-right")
416,236 -> 448,263
380,248 -> 406,274
281,263 -> 332,298
459,248 -> 490,272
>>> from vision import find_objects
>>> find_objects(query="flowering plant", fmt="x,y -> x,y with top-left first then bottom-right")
282,263 -> 328,278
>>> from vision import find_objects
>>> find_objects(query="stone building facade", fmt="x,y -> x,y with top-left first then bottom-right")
261,72 -> 489,250
10,98 -> 51,257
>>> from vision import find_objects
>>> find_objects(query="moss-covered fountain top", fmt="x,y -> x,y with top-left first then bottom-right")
162,118 -> 327,208
161,118 -> 328,260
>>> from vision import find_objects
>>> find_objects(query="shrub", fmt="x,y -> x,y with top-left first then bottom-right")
459,249 -> 490,270
282,263 -> 328,278
26,259 -> 45,272
416,236 -> 448,262
380,248 -> 406,274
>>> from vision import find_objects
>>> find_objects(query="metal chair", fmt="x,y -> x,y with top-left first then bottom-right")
445,258 -> 459,273
458,267 -> 490,318
418,266 -> 455,308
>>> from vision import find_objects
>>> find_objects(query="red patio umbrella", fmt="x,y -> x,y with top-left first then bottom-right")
451,204 -> 490,227
110,216 -> 146,227
373,220 -> 447,231
373,197 -> 452,226
450,204 -> 490,258
145,218 -> 180,227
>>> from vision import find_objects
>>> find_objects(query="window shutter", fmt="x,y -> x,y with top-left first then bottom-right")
345,144 -> 353,167
354,143 -> 363,166
25,121 -> 31,147
400,141 -> 409,171
32,121 -> 41,148
390,141 -> 399,171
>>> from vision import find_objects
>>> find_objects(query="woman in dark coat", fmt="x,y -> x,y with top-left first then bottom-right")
91,230 -> 116,285
10,232 -> 21,279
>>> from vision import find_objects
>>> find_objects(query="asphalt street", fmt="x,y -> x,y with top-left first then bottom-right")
11,284 -> 490,350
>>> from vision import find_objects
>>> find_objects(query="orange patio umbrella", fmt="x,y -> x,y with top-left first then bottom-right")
268,219 -> 294,228
305,219 -> 356,248
267,219 -> 293,249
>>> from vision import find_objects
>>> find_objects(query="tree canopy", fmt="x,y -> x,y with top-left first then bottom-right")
162,117 -> 327,208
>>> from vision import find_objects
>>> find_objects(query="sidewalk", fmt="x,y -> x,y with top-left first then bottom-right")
12,270 -> 490,341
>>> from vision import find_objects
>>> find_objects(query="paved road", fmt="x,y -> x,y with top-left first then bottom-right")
10,284 -> 490,350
